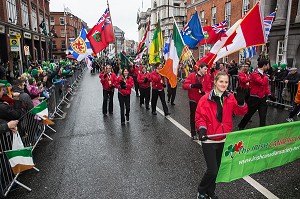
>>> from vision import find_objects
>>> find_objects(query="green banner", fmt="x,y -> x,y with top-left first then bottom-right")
216,121 -> 300,183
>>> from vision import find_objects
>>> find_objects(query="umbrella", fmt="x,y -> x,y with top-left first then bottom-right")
66,54 -> 76,60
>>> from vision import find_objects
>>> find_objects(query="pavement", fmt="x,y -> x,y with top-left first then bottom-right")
8,71 -> 300,199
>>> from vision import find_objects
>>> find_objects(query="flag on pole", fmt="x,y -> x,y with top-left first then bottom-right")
50,26 -> 58,38
135,47 -> 148,63
5,147 -> 34,175
107,47 -> 115,59
242,46 -> 257,58
137,19 -> 150,54
242,11 -> 276,59
87,8 -> 114,53
85,55 -> 94,70
181,11 -> 204,48
149,20 -> 163,64
197,2 -> 266,67
30,101 -> 54,125
39,20 -> 47,35
159,21 -> 184,88
264,11 -> 276,40
69,25 -> 93,61
163,33 -> 171,60
198,20 -> 228,45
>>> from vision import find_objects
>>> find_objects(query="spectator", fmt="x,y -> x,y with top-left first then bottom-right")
12,79 -> 34,111
284,67 -> 300,103
0,119 -> 18,134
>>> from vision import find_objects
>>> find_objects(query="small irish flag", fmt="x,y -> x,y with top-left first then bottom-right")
5,147 -> 34,175
30,101 -> 54,125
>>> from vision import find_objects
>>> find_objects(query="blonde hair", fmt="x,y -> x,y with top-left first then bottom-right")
214,71 -> 229,82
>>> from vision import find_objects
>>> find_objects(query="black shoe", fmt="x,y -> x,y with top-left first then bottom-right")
165,112 -> 170,117
167,99 -> 170,103
121,122 -> 125,125
109,112 -> 113,114
209,194 -> 219,199
152,112 -> 157,115
103,113 -> 107,117
171,103 -> 175,106
197,193 -> 209,199
136,94 -> 140,97
146,106 -> 150,110
126,115 -> 129,121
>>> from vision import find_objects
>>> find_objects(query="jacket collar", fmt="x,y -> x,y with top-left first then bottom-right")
208,89 -> 230,101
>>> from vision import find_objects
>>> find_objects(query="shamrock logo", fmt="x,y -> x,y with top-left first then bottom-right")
225,141 -> 244,159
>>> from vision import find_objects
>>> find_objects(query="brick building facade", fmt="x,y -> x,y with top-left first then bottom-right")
186,0 -> 257,64
0,0 -> 51,74
50,12 -> 87,60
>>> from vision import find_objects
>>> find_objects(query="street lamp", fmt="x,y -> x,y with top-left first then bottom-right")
64,6 -> 72,55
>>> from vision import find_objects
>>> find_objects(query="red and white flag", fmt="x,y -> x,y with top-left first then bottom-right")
197,2 -> 266,66
136,19 -> 150,54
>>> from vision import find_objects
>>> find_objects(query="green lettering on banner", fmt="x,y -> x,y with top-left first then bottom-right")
216,121 -> 300,183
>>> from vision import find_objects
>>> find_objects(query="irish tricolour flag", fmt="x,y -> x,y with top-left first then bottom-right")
5,147 -> 34,174
159,21 -> 184,88
30,101 -> 54,124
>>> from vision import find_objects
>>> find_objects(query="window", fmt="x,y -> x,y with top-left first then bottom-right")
239,50 -> 246,64
60,17 -> 65,25
6,0 -> 17,24
211,7 -> 216,25
61,29 -> 65,37
225,2 -> 231,27
50,16 -> 55,25
223,56 -> 229,64
200,11 -> 205,26
61,40 -> 66,50
199,45 -> 205,59
21,0 -> 29,29
31,4 -> 37,31
242,0 -> 250,16
276,40 -> 284,65
52,40 -> 57,49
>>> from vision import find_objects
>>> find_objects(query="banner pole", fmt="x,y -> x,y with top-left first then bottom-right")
107,0 -> 118,57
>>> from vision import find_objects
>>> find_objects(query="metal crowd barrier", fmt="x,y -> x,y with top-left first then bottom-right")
0,64 -> 87,197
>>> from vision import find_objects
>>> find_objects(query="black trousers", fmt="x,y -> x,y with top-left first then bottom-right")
118,93 -> 130,123
198,142 -> 224,196
103,89 -> 114,114
133,76 -> 140,95
140,87 -> 150,107
238,96 -> 268,129
167,84 -> 177,104
289,103 -> 300,118
189,101 -> 197,136
151,89 -> 169,115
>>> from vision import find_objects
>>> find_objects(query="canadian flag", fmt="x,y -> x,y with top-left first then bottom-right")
197,2 -> 266,66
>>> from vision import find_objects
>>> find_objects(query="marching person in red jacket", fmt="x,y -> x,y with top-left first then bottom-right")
99,65 -> 117,116
130,64 -> 142,97
116,68 -> 134,125
238,62 -> 251,102
195,71 -> 248,199
238,59 -> 274,130
183,63 -> 212,140
150,63 -> 170,116
137,66 -> 151,110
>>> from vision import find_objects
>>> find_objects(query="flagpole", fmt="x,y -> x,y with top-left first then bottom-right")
107,0 -> 118,58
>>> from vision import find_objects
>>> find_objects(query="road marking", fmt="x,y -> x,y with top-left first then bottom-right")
131,88 -> 279,198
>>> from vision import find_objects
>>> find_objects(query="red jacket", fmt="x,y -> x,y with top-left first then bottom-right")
130,65 -> 142,77
182,72 -> 212,103
250,69 -> 271,98
137,72 -> 151,88
99,72 -> 117,91
151,70 -> 165,90
238,71 -> 250,89
195,91 -> 248,141
116,76 -> 134,96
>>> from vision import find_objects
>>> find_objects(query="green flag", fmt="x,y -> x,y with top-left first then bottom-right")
216,121 -> 300,183
39,20 -> 47,35
119,52 -> 129,69
149,20 -> 163,64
